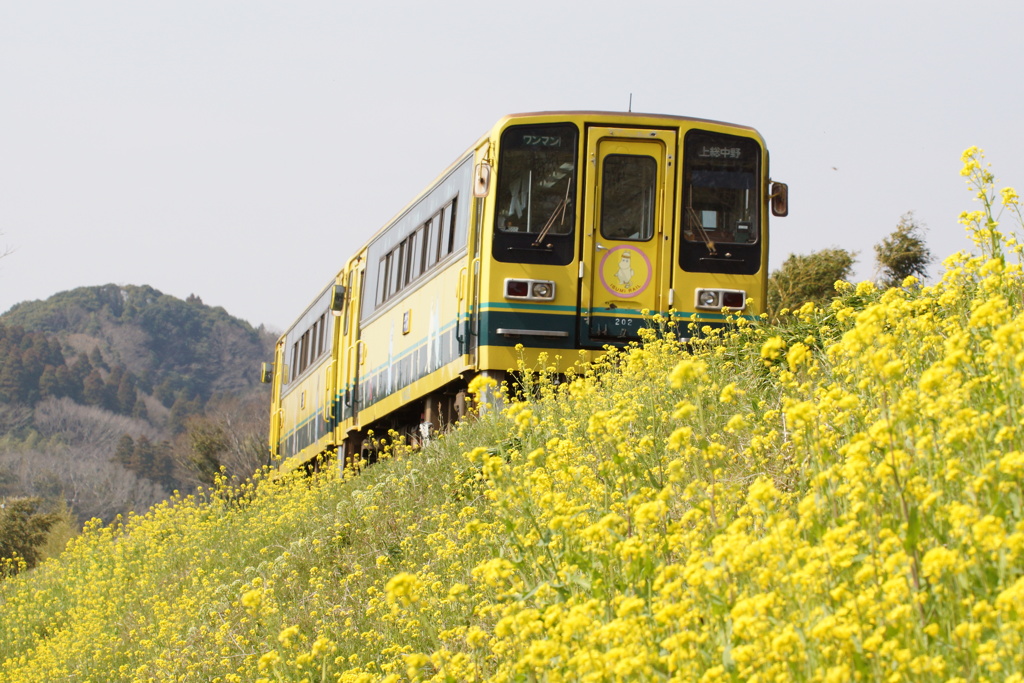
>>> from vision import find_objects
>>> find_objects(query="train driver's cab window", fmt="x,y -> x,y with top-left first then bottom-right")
600,155 -> 656,241
682,131 -> 760,246
493,123 -> 578,265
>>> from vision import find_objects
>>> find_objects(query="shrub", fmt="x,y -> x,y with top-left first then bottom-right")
0,498 -> 62,577
767,247 -> 856,318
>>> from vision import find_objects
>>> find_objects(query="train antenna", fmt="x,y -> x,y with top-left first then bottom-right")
628,93 -> 633,112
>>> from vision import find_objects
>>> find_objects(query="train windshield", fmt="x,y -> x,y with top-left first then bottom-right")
682,130 -> 760,247
493,123 -> 578,265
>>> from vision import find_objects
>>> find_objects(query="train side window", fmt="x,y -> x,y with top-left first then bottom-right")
425,215 -> 440,269
377,254 -> 391,305
299,330 -> 310,373
388,247 -> 403,299
290,343 -> 299,382
438,205 -> 451,259
317,314 -> 327,356
405,231 -> 420,284
441,199 -> 457,256
415,224 -> 429,275
398,242 -> 408,293
434,213 -> 445,263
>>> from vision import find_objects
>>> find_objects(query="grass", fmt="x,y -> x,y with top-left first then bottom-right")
0,148 -> 1023,681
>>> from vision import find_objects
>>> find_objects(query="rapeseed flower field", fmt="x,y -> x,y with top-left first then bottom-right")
1,149 -> 1023,681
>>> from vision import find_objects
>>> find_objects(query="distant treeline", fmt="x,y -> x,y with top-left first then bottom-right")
0,325 -> 144,417
2,284 -> 273,407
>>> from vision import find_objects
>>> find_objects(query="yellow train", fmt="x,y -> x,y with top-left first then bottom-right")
261,111 -> 788,470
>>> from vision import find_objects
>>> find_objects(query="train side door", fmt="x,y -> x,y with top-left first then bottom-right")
337,263 -> 365,436
580,128 -> 676,345
268,338 -> 286,459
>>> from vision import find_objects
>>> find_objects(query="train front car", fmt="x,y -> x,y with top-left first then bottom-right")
474,111 -> 785,377
261,111 -> 786,468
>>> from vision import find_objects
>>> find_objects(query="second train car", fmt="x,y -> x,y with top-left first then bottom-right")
262,111 -> 788,470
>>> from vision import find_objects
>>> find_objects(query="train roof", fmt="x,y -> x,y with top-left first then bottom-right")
496,110 -> 761,134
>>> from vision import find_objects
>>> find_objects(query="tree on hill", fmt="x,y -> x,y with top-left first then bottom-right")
115,371 -> 139,415
114,434 -> 178,492
0,326 -> 75,405
875,211 -> 934,288
81,369 -> 107,408
767,248 -> 857,318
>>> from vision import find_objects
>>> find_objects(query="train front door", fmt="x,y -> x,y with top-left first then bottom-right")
580,127 -> 676,345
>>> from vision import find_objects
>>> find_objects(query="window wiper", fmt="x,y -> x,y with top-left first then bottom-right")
532,178 -> 572,247
685,205 -> 717,256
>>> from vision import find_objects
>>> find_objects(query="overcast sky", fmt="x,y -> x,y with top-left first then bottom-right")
2,1 -> 1021,331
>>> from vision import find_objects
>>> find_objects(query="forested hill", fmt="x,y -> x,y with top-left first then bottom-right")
1,284 -> 274,405
0,285 -> 277,525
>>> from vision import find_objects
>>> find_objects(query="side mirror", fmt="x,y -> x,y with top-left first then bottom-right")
329,284 -> 346,314
473,162 -> 492,197
260,362 -> 273,384
770,181 -> 789,217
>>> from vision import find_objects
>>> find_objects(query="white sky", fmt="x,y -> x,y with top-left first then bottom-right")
2,1 -> 1021,331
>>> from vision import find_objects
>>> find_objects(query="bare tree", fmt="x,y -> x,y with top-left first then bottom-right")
33,397 -> 157,446
208,393 -> 271,477
0,444 -> 167,523
0,398 -> 168,522
169,392 -> 270,486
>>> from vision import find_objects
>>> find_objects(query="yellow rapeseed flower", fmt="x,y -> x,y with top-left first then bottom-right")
384,572 -> 423,606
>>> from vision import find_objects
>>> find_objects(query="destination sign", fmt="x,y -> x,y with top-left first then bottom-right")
697,145 -> 744,160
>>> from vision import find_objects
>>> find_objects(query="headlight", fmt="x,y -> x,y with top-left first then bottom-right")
505,279 -> 556,301
531,282 -> 552,299
694,288 -> 746,311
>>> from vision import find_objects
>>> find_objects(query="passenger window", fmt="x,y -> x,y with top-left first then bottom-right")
388,250 -> 402,299
425,216 -> 439,269
415,225 -> 428,275
405,232 -> 420,284
444,200 -> 457,256
438,204 -> 452,258
377,254 -> 390,305
317,314 -> 326,356
397,242 -> 407,292
299,331 -> 310,373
